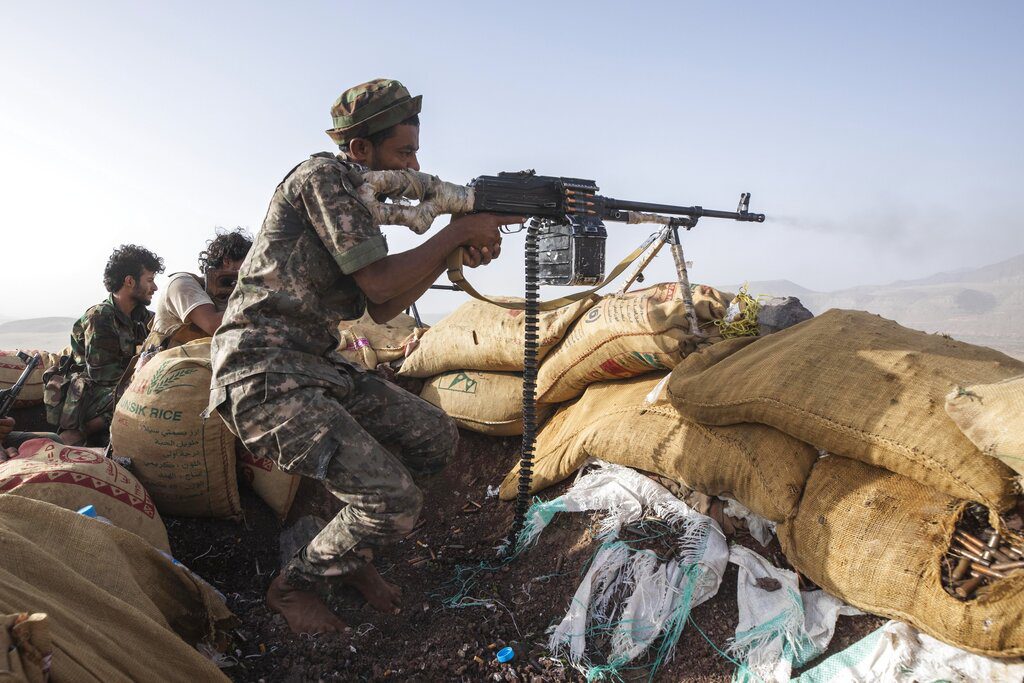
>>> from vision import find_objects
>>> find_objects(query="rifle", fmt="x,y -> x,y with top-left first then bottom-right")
0,351 -> 41,419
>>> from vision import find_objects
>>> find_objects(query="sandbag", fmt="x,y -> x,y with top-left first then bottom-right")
946,375 -> 1024,477
398,296 -> 597,378
535,283 -> 732,404
668,309 -> 1022,511
0,350 -> 59,407
111,339 -> 241,519
778,455 -> 1024,658
0,495 -> 232,682
1,438 -> 170,551
238,446 -> 301,520
419,370 -> 554,436
337,311 -> 423,369
500,373 -> 818,522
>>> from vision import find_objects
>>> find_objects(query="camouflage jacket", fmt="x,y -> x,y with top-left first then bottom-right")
210,153 -> 388,391
65,294 -> 153,385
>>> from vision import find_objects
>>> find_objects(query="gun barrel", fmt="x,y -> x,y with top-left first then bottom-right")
604,198 -> 765,222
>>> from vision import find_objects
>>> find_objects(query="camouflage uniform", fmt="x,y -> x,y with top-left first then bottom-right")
43,295 -> 152,431
211,79 -> 457,587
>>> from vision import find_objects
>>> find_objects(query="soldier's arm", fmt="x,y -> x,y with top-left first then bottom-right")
186,305 -> 223,336
165,276 -> 222,336
82,309 -> 129,386
302,165 -> 513,322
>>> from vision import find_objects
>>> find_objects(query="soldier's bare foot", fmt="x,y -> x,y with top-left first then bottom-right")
58,429 -> 86,447
266,573 -> 347,635
342,562 -> 402,614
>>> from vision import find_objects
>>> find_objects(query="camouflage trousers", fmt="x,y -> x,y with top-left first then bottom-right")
218,366 -> 458,588
42,372 -> 114,433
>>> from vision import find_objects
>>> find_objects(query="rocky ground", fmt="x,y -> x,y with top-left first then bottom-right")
158,430 -> 883,682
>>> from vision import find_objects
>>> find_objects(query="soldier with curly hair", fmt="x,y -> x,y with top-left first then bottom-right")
146,228 -> 253,350
43,244 -> 165,446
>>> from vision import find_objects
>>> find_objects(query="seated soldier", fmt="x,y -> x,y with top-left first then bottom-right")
44,245 -> 164,446
146,228 -> 253,351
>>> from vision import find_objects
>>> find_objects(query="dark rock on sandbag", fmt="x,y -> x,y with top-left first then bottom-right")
758,296 -> 813,334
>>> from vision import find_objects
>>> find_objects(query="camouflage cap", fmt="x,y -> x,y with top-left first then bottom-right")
326,78 -> 422,146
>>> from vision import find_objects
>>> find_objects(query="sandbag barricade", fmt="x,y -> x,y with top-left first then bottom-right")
1,438 -> 170,551
946,375 -> 1024,478
0,495 -> 233,681
0,350 -> 60,407
399,296 -> 597,378
111,339 -> 242,519
500,372 -> 818,523
337,311 -> 423,369
778,455 -> 1024,658
535,283 -> 733,404
668,309 -> 1022,512
419,370 -> 554,436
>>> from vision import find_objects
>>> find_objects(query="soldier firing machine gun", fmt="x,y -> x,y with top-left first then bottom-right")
352,168 -> 765,541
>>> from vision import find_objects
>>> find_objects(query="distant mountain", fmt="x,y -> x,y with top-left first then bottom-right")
720,279 -> 820,299
892,253 -> 1024,287
0,317 -> 76,334
722,253 -> 1024,360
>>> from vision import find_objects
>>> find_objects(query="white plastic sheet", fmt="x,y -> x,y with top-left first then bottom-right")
796,620 -> 1024,683
729,545 -> 860,683
519,462 -> 729,677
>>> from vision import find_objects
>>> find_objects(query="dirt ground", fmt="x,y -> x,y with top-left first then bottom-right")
152,428 -> 884,683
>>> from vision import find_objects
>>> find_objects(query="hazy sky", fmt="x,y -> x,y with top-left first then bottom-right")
2,1 -> 1021,320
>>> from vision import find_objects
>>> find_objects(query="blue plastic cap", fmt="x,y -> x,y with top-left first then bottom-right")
77,505 -> 97,518
495,647 -> 514,663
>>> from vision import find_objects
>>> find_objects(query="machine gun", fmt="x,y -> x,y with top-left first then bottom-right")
354,167 -> 765,542
0,351 -> 41,419
468,170 -> 763,285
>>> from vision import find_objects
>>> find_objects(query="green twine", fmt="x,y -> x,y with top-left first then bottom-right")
714,285 -> 762,338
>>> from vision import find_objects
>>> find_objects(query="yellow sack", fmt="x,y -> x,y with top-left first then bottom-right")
500,372 -> 818,522
111,340 -> 242,519
946,375 -> 1024,477
668,309 -> 1022,511
779,455 -> 1024,658
0,496 -> 233,681
399,296 -> 597,378
420,371 -> 554,436
337,311 -> 422,369
536,283 -> 731,404
237,446 -> 301,520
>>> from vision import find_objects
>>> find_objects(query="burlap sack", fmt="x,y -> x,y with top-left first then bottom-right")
419,371 -> 554,436
398,296 -> 597,378
0,350 -> 59,406
0,438 -> 170,551
0,495 -> 233,681
337,311 -> 423,369
238,445 -> 301,520
535,283 -> 731,404
668,309 -> 1022,511
1,613 -> 49,683
111,340 -> 241,519
500,373 -> 818,522
946,375 -> 1024,477
778,455 -> 1024,657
